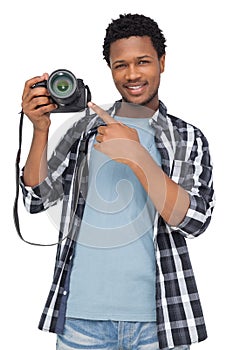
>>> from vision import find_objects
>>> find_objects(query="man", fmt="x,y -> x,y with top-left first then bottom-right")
21,13 -> 215,350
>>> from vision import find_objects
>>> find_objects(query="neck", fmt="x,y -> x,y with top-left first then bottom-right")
116,101 -> 158,118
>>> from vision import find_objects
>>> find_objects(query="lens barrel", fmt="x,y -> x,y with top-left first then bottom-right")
47,69 -> 79,105
32,68 -> 90,113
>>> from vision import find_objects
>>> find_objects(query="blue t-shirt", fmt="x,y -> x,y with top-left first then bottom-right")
66,115 -> 161,321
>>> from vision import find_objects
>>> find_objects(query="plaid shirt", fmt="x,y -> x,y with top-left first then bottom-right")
21,101 -> 215,349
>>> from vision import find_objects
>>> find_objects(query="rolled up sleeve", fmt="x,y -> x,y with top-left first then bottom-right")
170,129 -> 215,238
20,169 -> 64,214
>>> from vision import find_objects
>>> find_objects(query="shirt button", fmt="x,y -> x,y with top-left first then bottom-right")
63,290 -> 67,296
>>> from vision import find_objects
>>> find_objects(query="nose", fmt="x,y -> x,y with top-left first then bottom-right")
125,64 -> 141,81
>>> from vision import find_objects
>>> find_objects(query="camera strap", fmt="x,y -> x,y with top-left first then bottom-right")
13,110 -> 30,243
13,110 -> 96,246
13,110 -> 67,246
85,84 -> 91,105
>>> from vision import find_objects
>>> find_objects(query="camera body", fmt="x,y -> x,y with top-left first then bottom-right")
32,69 -> 91,113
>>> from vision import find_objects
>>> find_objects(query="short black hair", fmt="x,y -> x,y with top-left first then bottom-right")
103,13 -> 166,66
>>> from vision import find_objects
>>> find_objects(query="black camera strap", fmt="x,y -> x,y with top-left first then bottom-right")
13,110 -> 96,246
13,110 -> 67,246
85,85 -> 91,105
13,110 -> 29,243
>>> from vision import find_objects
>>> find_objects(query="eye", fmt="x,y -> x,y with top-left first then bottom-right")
114,63 -> 127,70
138,60 -> 150,65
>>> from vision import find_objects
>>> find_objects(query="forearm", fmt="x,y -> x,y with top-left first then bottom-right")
23,129 -> 49,187
129,145 -> 190,226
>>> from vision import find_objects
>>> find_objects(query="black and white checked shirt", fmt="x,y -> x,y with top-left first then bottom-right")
21,101 -> 215,349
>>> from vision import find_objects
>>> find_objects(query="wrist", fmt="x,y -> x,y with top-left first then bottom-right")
33,126 -> 49,137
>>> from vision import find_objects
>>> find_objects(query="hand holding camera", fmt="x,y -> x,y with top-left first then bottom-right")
21,69 -> 91,132
22,73 -> 53,133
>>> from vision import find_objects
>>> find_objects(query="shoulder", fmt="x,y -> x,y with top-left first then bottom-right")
167,113 -> 199,132
166,113 -> 209,145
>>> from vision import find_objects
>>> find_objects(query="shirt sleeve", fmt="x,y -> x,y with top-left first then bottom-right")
170,127 -> 215,238
20,152 -> 70,214
19,117 -> 85,214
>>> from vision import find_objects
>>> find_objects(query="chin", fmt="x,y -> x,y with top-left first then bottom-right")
123,95 -> 147,105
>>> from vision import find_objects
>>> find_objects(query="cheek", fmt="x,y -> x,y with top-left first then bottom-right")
111,71 -> 121,85
149,68 -> 161,84
112,73 -> 123,92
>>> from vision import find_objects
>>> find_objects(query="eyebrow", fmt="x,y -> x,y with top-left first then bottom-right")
112,55 -> 154,66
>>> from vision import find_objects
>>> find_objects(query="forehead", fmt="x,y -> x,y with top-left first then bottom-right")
109,36 -> 157,63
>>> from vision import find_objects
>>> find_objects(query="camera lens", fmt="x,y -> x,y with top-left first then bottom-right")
56,79 -> 69,93
48,69 -> 77,100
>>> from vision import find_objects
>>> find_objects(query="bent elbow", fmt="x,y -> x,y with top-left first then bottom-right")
170,193 -> 215,238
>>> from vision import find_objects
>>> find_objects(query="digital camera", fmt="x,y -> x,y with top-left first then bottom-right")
32,69 -> 91,113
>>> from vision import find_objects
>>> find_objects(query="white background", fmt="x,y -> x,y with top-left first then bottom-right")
1,0 -> 232,349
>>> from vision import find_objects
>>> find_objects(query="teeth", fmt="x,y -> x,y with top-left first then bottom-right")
128,85 -> 142,90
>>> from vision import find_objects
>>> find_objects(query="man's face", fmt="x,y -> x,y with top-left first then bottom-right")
109,36 -> 165,111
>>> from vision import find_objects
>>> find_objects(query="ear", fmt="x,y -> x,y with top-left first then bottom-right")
159,54 -> 166,73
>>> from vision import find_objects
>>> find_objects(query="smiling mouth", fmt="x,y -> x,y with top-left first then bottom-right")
128,85 -> 143,90
125,83 -> 147,94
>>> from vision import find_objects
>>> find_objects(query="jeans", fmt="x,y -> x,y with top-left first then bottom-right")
56,318 -> 190,350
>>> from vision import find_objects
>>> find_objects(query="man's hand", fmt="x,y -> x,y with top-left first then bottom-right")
22,73 -> 57,186
88,101 -> 141,165
21,73 -> 57,132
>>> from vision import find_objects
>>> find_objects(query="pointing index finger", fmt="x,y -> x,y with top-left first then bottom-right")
88,101 -> 116,125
